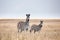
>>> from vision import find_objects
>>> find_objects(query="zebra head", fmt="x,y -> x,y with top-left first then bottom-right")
26,14 -> 30,24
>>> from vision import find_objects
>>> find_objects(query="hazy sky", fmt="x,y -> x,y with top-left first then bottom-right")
0,0 -> 60,19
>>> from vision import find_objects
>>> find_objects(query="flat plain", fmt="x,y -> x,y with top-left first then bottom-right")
0,19 -> 60,40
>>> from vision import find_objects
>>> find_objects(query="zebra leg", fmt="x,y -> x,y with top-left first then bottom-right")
20,29 -> 24,33
30,30 -> 31,33
20,29 -> 22,33
18,29 -> 19,32
30,28 -> 33,33
34,30 -> 36,33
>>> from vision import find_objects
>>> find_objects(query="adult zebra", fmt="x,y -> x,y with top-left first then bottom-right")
17,14 -> 30,32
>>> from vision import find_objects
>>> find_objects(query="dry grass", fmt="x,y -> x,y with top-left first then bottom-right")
0,19 -> 60,40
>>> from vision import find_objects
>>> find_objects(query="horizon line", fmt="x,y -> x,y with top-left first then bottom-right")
0,17 -> 60,19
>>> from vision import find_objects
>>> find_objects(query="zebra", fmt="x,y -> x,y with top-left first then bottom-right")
30,21 -> 43,33
17,14 -> 30,32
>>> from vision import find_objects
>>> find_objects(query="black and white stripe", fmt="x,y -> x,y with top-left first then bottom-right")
30,21 -> 43,33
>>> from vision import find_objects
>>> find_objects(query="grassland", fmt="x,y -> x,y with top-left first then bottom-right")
0,19 -> 60,40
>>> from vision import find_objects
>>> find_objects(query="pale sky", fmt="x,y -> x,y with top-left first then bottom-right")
0,0 -> 60,19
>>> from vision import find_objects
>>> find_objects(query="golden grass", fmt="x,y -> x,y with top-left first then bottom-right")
0,19 -> 60,40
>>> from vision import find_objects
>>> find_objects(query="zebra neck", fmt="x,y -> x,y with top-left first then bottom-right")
25,21 -> 29,25
25,16 -> 29,25
38,23 -> 41,26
